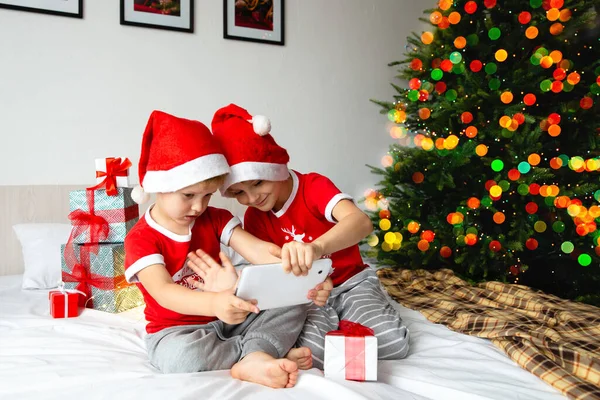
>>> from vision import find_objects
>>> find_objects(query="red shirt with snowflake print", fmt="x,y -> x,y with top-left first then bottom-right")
243,170 -> 367,286
125,206 -> 240,334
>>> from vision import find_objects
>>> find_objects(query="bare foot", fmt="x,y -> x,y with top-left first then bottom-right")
285,347 -> 313,370
231,351 -> 299,388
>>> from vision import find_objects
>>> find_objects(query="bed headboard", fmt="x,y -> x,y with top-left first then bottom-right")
0,185 -> 246,276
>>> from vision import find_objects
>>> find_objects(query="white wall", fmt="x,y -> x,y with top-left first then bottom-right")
0,0 -> 425,198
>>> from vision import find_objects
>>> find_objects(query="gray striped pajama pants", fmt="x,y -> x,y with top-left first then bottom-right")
295,268 -> 410,369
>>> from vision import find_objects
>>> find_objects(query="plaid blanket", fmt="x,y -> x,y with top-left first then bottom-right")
377,268 -> 600,400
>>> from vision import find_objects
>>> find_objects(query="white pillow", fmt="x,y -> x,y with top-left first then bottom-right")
12,223 -> 72,290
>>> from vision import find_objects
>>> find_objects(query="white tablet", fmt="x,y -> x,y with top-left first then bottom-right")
235,258 -> 333,310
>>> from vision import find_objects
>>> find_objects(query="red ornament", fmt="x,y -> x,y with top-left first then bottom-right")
553,68 -> 566,81
465,1 -> 477,14
525,238 -> 539,250
489,240 -> 502,252
461,112 -> 474,124
431,58 -> 442,69
435,82 -> 447,94
438,17 -> 450,30
409,78 -> 422,90
441,59 -> 453,72
529,183 -> 541,195
410,59 -> 423,71
547,113 -> 561,125
421,230 -> 435,242
513,113 -> 525,125
580,97 -> 593,110
518,11 -> 531,24
510,265 -> 520,275
419,90 -> 429,102
551,81 -> 563,93
525,202 -> 539,214
484,0 -> 496,8
379,209 -> 391,219
524,93 -> 537,106
470,60 -> 483,72
485,180 -> 497,191
576,224 -> 589,236
465,233 -> 478,246
440,246 -> 452,258
508,169 -> 521,181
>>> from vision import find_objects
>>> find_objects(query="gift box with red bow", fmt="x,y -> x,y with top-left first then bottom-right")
89,157 -> 132,195
61,243 -> 144,313
49,285 -> 84,318
68,188 -> 138,244
324,320 -> 378,381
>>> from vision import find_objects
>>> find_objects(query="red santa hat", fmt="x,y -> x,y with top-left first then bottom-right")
211,104 -> 289,192
131,110 -> 230,204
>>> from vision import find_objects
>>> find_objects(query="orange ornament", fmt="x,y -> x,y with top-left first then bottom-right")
419,108 -> 431,120
440,246 -> 452,258
412,172 -> 425,184
407,221 -> 420,234
417,240 -> 430,251
525,26 -> 539,39
454,36 -> 467,49
467,197 -> 481,209
465,126 -> 478,138
421,31 -> 434,45
500,92 -> 513,104
550,23 -> 564,36
448,11 -> 461,24
493,212 -> 506,224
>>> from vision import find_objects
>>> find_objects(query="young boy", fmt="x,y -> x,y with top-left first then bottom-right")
124,110 -> 327,388
209,103 -> 410,370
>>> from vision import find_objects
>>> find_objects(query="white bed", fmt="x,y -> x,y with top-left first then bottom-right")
0,273 -> 565,400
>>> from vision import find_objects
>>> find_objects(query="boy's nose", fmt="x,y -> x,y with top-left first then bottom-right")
191,200 -> 204,213
248,193 -> 259,205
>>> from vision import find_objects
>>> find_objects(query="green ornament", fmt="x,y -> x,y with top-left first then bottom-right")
453,227 -> 464,235
530,0 -> 543,9
518,162 -> 531,174
559,154 -> 570,165
466,227 -> 478,235
408,90 -> 420,102
501,129 -> 514,138
499,180 -> 510,192
422,81 -> 435,92
534,47 -> 548,56
595,190 -> 600,202
456,206 -> 467,214
595,66 -> 600,75
452,63 -> 466,74
491,159 -> 504,172
561,241 -> 574,254
467,34 -> 479,46
530,53 -> 542,66
456,235 -> 466,246
544,196 -> 555,207
540,80 -> 552,92
387,109 -> 397,122
485,63 -> 497,74
488,28 -> 501,40
552,221 -> 565,233
517,184 -> 530,196
578,254 -> 592,267
591,84 -> 600,95
481,196 -> 493,207
450,52 -> 462,64
562,82 -> 574,92
445,89 -> 458,101
431,69 -> 443,81
489,78 -> 501,90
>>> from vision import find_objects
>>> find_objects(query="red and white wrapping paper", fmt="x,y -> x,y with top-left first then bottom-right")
324,320 -> 378,381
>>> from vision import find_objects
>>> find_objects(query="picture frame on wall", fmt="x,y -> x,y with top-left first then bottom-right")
120,0 -> 194,33
223,0 -> 284,46
0,0 -> 82,18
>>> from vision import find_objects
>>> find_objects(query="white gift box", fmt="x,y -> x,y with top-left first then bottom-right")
94,157 -> 131,188
324,333 -> 378,381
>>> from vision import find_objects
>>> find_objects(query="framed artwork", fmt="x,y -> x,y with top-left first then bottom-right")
120,0 -> 194,33
223,0 -> 284,46
0,0 -> 83,18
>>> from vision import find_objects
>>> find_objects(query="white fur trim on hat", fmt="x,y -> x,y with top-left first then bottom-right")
222,161 -> 289,193
142,153 -> 230,193
249,115 -> 271,136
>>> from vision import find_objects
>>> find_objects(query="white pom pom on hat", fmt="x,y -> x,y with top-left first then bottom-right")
131,185 -> 150,204
249,115 -> 271,136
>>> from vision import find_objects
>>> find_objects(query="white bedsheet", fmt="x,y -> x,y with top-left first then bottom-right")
0,274 -> 564,400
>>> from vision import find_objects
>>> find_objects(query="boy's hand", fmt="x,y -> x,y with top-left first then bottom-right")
187,249 -> 238,292
307,277 -> 333,307
212,287 -> 260,325
269,242 -> 324,276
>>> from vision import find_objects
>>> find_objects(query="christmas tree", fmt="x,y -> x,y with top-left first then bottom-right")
367,0 -> 600,304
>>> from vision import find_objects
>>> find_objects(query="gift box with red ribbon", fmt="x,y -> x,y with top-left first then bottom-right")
49,285 -> 84,318
61,243 -> 144,313
324,320 -> 378,381
88,157 -> 132,196
68,188 -> 138,244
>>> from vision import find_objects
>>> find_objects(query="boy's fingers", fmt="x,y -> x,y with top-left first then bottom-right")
219,252 -> 236,271
234,297 -> 260,314
281,247 -> 291,273
187,260 -> 207,276
190,279 -> 205,290
197,249 -> 222,269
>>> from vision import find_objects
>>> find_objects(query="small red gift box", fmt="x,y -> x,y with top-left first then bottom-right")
324,320 -> 378,381
49,286 -> 85,318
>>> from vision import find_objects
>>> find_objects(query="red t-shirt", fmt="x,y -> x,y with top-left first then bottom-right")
244,171 -> 367,286
124,206 -> 240,334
